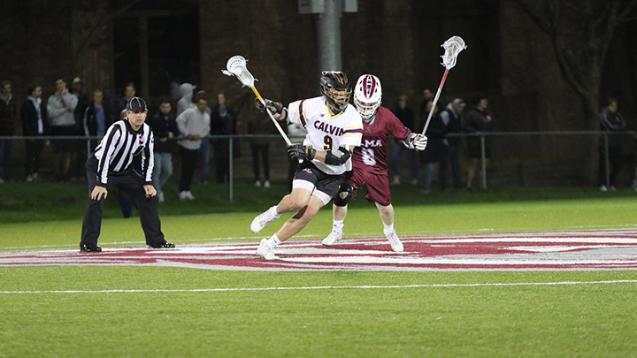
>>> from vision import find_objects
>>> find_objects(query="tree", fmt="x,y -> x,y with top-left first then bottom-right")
512,0 -> 637,128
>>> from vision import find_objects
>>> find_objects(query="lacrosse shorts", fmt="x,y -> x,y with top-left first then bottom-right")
345,168 -> 392,207
292,162 -> 346,205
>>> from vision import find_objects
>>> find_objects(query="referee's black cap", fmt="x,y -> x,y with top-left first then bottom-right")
126,96 -> 147,113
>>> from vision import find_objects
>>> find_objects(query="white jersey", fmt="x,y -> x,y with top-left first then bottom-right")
287,96 -> 363,175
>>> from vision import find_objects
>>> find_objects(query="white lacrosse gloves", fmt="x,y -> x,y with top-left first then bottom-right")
402,133 -> 428,151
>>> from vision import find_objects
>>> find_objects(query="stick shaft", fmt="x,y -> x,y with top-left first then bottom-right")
421,68 -> 450,135
250,86 -> 293,146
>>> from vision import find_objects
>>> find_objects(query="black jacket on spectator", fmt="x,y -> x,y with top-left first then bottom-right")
210,105 -> 236,135
464,107 -> 495,159
440,107 -> 462,146
21,98 -> 49,136
73,93 -> 90,132
149,111 -> 178,153
599,109 -> 626,150
394,106 -> 416,132
83,104 -> 112,137
0,96 -> 16,135
420,112 -> 447,164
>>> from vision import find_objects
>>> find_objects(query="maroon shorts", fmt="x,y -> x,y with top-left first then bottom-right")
345,169 -> 392,206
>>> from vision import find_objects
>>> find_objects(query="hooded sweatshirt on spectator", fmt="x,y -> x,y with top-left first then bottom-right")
176,106 -> 210,150
47,90 -> 78,127
177,83 -> 195,116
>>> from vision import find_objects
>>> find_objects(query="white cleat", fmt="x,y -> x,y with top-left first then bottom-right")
250,207 -> 279,233
386,232 -> 404,252
322,230 -> 343,246
256,239 -> 278,260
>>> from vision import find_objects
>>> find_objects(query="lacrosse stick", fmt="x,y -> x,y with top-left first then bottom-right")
421,36 -> 467,135
222,56 -> 292,146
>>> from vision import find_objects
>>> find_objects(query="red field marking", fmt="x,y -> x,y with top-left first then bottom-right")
2,229 -> 637,271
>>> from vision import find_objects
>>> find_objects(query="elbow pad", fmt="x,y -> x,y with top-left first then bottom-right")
325,147 -> 351,165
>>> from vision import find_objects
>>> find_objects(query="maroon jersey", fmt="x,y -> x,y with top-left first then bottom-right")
352,106 -> 410,175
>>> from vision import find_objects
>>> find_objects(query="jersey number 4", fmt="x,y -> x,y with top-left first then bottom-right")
362,148 -> 376,166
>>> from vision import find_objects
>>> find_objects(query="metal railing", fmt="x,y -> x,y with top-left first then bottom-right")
1,131 -> 635,201
446,131 -> 637,189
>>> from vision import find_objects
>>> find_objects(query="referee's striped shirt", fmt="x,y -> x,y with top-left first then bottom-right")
94,119 -> 154,186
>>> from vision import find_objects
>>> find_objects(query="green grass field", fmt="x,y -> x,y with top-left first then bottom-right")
1,182 -> 637,356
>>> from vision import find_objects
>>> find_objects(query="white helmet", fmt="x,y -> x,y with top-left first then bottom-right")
354,74 -> 382,119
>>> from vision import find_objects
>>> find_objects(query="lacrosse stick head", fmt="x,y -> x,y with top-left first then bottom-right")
440,36 -> 467,69
221,55 -> 255,87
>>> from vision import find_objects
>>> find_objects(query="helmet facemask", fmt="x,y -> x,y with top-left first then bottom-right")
324,86 -> 352,114
354,74 -> 382,121
320,71 -> 352,115
354,97 -> 380,120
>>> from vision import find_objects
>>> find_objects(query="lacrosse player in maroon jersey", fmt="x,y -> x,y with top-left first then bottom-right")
322,74 -> 428,252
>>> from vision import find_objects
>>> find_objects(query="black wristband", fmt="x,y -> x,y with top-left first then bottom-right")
324,147 -> 351,165
306,147 -> 316,161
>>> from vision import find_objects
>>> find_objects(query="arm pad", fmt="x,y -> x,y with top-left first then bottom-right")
325,147 -> 351,165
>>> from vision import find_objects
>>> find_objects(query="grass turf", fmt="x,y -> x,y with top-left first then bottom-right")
1,268 -> 637,357
1,185 -> 637,249
2,182 -> 637,356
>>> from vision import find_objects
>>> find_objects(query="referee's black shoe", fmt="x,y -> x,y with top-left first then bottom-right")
149,241 -> 175,249
79,243 -> 102,253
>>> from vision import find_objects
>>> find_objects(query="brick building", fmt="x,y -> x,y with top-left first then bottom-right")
0,0 -> 635,184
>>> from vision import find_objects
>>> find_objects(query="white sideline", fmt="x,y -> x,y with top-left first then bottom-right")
1,279 -> 636,295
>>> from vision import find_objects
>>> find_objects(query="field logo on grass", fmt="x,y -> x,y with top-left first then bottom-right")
2,229 -> 637,271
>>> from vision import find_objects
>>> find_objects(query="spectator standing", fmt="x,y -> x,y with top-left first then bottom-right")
464,96 -> 495,190
419,100 -> 447,193
176,95 -> 210,200
0,81 -> 15,183
389,95 -> 419,185
178,83 -> 211,184
439,98 -> 466,189
115,82 -> 137,119
71,77 -> 89,180
47,79 -> 78,180
149,99 -> 178,203
177,82 -> 195,116
598,97 -> 626,191
246,100 -> 274,188
418,88 -> 434,123
210,93 -> 237,184
83,89 -> 111,153
22,84 -> 48,181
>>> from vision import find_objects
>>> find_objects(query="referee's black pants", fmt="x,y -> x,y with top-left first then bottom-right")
81,157 -> 165,248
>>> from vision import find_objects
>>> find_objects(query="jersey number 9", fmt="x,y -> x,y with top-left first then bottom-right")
323,135 -> 333,151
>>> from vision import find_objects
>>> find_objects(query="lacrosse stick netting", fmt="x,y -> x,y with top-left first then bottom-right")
421,36 -> 467,135
222,56 -> 292,145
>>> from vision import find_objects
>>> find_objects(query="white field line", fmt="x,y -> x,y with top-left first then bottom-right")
4,229 -> 637,252
0,235 -> 318,251
1,279 -> 637,295
2,227 -> 637,252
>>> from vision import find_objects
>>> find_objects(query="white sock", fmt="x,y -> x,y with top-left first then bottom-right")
333,219 -> 344,232
383,223 -> 395,237
267,234 -> 281,247
269,205 -> 281,219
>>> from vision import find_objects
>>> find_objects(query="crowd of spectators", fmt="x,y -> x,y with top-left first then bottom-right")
0,77 -> 634,195
0,78 -> 242,201
388,90 -> 495,193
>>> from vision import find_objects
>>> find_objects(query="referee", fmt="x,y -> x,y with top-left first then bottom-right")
80,97 -> 175,252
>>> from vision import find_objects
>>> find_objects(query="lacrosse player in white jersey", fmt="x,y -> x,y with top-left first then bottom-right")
250,71 -> 363,260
